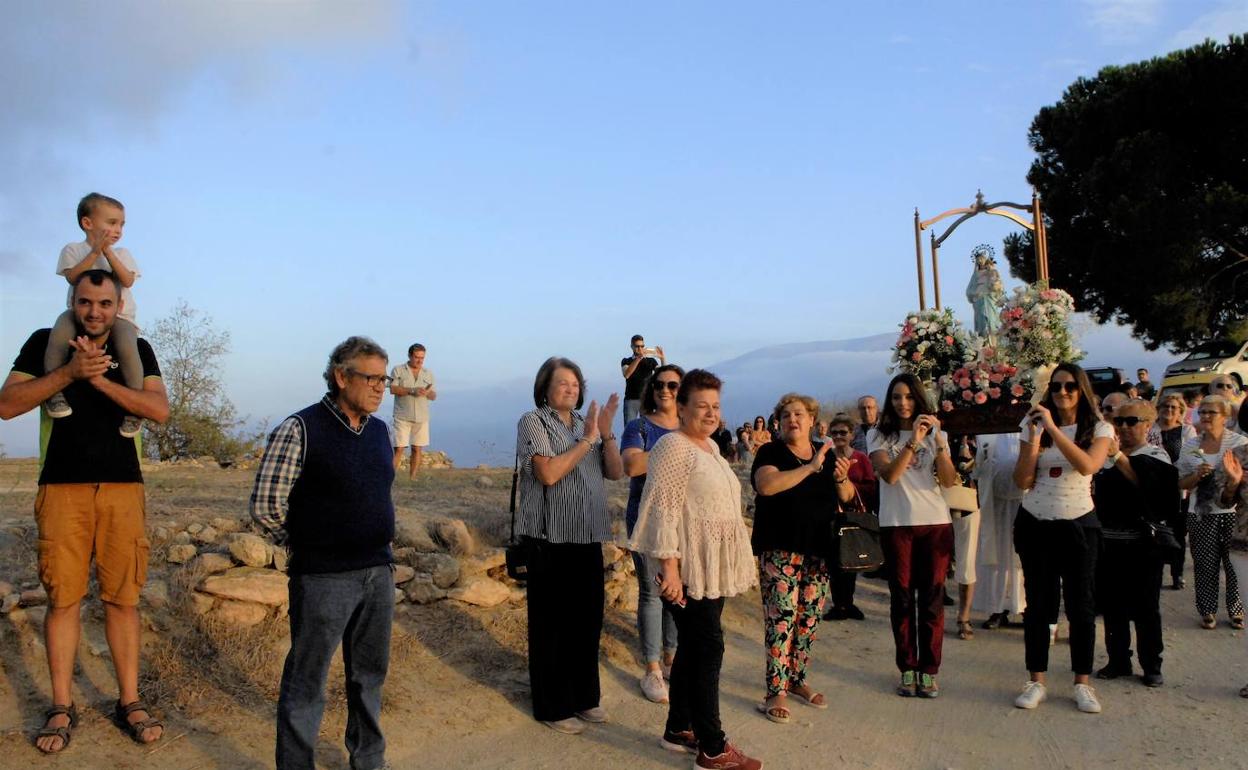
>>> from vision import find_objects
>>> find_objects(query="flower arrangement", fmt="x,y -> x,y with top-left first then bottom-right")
889,308 -> 976,383
935,345 -> 1033,413
999,282 -> 1082,370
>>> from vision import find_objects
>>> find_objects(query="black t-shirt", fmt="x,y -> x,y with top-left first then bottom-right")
12,328 -> 161,485
621,356 -> 658,399
750,440 -> 840,558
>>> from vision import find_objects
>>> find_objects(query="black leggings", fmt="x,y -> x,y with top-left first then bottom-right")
1015,508 -> 1100,675
663,595 -> 727,757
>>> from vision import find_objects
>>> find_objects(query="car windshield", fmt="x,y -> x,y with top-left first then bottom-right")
1184,340 -> 1242,360
1085,369 -> 1117,382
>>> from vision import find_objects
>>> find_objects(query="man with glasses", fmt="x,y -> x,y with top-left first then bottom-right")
851,395 -> 878,453
390,343 -> 437,479
250,336 -> 397,770
621,334 -> 664,426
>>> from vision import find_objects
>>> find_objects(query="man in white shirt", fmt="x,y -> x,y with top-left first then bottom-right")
390,343 -> 436,478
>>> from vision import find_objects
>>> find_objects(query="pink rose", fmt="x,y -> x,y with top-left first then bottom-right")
962,390 -> 974,402
959,378 -> 972,389
989,387 -> 1002,399
982,346 -> 996,360
1011,384 -> 1026,397
989,373 -> 1004,384
941,400 -> 954,412
912,351 -> 922,361
945,335 -> 955,344
974,391 -> 988,404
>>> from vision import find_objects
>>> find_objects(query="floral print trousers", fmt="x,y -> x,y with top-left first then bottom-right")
759,549 -> 831,698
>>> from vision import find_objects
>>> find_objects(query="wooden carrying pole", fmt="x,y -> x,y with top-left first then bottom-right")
914,209 -> 927,310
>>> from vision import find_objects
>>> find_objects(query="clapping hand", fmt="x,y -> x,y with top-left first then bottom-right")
833,454 -> 853,481
598,393 -> 620,438
1224,450 -> 1243,488
583,401 -> 601,443
810,440 -> 833,473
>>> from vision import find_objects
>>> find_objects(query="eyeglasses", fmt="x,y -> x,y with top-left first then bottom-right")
347,370 -> 394,388
1212,382 -> 1236,390
1111,416 -> 1146,427
1047,381 -> 1080,394
829,429 -> 850,436
653,380 -> 680,392
1198,410 -> 1221,417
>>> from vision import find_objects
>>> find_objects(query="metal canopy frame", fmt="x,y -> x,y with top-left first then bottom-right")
912,190 -> 1050,310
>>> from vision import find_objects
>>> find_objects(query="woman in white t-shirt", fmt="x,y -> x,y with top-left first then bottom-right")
868,373 -> 957,699
1011,363 -> 1114,715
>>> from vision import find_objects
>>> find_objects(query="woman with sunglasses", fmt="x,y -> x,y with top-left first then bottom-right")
1011,363 -> 1114,714
1175,394 -> 1247,630
751,416 -> 772,452
824,413 -> 877,621
869,374 -> 957,698
1153,394 -> 1197,589
1206,375 -> 1243,432
620,364 -> 685,704
1092,400 -> 1180,687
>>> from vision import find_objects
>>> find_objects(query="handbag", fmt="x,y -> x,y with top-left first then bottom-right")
1143,520 -> 1182,559
832,491 -> 885,572
504,452 -> 531,581
941,484 -> 980,514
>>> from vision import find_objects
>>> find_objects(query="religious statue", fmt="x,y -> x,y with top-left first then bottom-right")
965,244 -> 1004,338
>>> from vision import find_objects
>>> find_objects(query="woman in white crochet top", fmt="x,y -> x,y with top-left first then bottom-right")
631,369 -> 761,770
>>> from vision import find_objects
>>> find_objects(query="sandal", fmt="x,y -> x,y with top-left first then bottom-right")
788,686 -> 828,709
113,699 -> 163,744
755,699 -> 791,724
35,703 -> 77,754
1201,614 -> 1217,630
1240,683 -> 1248,699
1231,616 -> 1245,630
957,621 -> 975,640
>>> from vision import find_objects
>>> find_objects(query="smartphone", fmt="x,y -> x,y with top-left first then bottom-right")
654,574 -> 686,607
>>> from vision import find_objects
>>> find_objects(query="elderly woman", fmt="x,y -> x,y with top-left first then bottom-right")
1012,363 -> 1114,714
1176,394 -> 1248,630
825,412 -> 877,622
870,374 -> 957,699
751,394 -> 856,723
1093,400 -> 1180,686
620,363 -> 685,704
1153,394 -> 1198,589
515,357 -> 623,735
631,370 -> 761,770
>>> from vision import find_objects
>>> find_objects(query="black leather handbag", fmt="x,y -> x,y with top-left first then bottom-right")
1143,520 -> 1182,560
833,492 -> 885,572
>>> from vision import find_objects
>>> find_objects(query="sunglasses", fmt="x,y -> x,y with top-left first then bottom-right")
1111,416 -> 1146,427
1212,382 -> 1236,390
829,429 -> 850,436
1047,381 -> 1080,394
653,380 -> 680,392
1198,410 -> 1221,417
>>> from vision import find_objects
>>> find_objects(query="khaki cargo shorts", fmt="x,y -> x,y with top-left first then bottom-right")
35,483 -> 149,608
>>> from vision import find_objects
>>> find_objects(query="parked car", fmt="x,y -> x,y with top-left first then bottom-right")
1164,339 -> 1248,390
1156,373 -> 1214,407
1082,366 -> 1127,399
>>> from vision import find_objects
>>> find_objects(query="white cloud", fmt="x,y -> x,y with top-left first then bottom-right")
1170,1 -> 1248,49
1081,0 -> 1164,43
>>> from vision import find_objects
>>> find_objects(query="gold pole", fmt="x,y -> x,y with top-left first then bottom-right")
914,209 -> 926,310
930,232 -> 942,309
1032,193 -> 1048,283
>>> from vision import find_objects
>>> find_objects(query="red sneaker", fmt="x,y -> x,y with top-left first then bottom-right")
696,742 -> 763,770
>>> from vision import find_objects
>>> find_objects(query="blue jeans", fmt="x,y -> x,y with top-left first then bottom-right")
277,564 -> 393,770
632,551 -> 679,664
623,399 -> 642,429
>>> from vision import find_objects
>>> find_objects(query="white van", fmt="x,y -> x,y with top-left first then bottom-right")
1164,339 -> 1248,389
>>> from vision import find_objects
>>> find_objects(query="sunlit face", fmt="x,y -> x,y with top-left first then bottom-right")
1048,371 -> 1081,411
546,367 -> 581,412
652,371 -> 681,407
335,354 -> 389,416
754,417 -> 766,431
779,402 -> 814,444
1113,406 -> 1152,451
1158,399 -> 1184,423
408,349 -> 426,369
1209,375 -> 1239,399
829,423 -> 852,449
815,421 -> 829,438
890,383 -> 916,420
1101,392 -> 1127,417
72,277 -> 121,340
1198,403 -> 1227,432
858,397 -> 878,425
680,388 -> 721,439
81,203 -> 125,245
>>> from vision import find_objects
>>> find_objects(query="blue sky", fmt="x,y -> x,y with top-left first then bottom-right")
1,1 -> 1244,460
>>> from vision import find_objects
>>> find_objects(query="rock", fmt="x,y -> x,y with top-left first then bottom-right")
403,575 -> 447,604
199,567 -> 289,606
394,520 -> 439,553
187,522 -> 204,536
618,579 -> 639,612
166,544 -> 199,564
192,552 -> 234,574
19,588 -> 47,607
151,526 -> 171,543
228,534 -> 273,568
213,600 -> 267,627
210,517 -> 243,533
509,587 -> 526,603
475,476 -> 494,488
604,582 -> 623,607
142,580 -> 169,609
272,548 -> 289,573
172,531 -> 192,545
189,592 -> 216,616
411,552 -> 460,589
448,577 -> 509,608
1,593 -> 20,614
0,581 -> 14,599
193,526 -> 220,545
461,548 -> 506,576
393,565 -> 416,585
431,519 -> 474,556
601,543 -> 623,568
394,587 -> 405,604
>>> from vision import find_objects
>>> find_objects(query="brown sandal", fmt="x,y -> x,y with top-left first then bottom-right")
756,700 -> 791,724
35,703 -> 77,754
957,621 -> 975,640
113,699 -> 163,744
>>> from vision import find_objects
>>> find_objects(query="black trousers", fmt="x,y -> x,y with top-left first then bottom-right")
1015,508 -> 1100,675
524,539 -> 604,721
1170,498 -> 1189,579
830,567 -> 858,608
663,595 -> 727,757
1097,538 -> 1164,674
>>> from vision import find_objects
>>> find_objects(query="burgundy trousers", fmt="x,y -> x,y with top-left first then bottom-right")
881,524 -> 954,675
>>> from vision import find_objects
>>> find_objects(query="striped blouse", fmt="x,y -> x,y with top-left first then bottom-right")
515,406 -> 612,544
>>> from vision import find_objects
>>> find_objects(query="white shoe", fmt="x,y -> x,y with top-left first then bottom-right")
542,717 -> 585,734
1014,680 -> 1047,709
1074,683 -> 1102,714
1048,623 -> 1058,646
575,706 -> 608,723
640,669 -> 669,703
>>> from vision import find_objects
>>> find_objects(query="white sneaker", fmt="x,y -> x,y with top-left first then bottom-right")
1014,680 -> 1047,709
640,669 -> 669,703
1074,683 -> 1102,714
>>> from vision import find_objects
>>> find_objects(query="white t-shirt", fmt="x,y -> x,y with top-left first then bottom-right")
391,364 -> 435,422
57,241 -> 141,325
867,428 -> 952,528
1019,419 -> 1114,521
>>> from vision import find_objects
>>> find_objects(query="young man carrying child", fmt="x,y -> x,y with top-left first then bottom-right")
45,192 -> 146,438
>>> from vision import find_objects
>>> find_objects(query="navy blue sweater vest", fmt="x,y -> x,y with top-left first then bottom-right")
285,402 -> 395,575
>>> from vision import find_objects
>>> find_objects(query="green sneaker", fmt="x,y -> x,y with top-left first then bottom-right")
917,673 -> 939,699
896,670 -> 917,697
